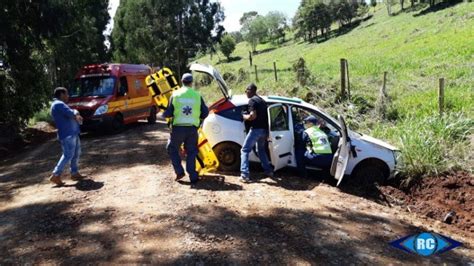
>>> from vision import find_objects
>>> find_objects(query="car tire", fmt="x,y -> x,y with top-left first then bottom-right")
213,142 -> 241,172
110,114 -> 124,134
147,106 -> 157,124
352,159 -> 388,186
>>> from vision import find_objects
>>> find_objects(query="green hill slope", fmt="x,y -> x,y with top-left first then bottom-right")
195,3 -> 474,182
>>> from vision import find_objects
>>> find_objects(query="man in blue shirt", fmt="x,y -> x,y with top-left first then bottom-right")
49,87 -> 85,186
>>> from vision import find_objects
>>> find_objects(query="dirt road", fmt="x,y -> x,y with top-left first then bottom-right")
1,121 -> 473,264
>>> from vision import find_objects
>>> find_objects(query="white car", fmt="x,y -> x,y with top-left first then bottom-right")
191,63 -> 400,186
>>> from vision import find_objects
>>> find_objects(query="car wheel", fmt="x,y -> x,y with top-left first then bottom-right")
213,142 -> 241,172
110,114 -> 124,134
147,106 -> 157,124
352,160 -> 388,186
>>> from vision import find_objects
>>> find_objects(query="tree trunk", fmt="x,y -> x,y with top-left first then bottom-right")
401,0 -> 405,9
386,2 -> 392,16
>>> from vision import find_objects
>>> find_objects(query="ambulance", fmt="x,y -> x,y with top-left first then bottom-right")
68,64 -> 157,132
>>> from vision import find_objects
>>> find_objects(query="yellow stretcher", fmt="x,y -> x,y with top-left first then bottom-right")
146,67 -> 219,176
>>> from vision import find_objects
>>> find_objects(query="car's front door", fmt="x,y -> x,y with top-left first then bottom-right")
330,115 -> 351,186
267,104 -> 293,171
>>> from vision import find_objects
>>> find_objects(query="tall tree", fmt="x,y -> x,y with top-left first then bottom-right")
265,11 -> 287,44
0,0 -> 109,135
239,11 -> 259,25
111,0 -> 224,76
241,15 -> 268,52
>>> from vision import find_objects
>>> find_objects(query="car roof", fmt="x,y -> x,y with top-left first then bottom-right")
230,94 -> 341,128
231,94 -> 318,111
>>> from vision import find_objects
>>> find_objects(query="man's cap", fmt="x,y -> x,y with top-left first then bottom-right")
304,115 -> 319,124
181,73 -> 193,83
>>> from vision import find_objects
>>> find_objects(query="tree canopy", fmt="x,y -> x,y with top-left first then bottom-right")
240,11 -> 288,52
220,34 -> 237,61
111,0 -> 224,76
0,0 -> 109,134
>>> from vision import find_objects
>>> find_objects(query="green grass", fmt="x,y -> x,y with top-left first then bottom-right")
29,102 -> 53,126
194,3 -> 474,181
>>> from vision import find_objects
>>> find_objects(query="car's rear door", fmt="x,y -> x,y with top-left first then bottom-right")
330,115 -> 351,186
267,104 -> 293,171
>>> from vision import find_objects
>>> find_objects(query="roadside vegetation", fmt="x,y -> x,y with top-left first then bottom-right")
195,2 -> 474,184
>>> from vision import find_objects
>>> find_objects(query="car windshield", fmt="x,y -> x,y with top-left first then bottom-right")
70,76 -> 116,97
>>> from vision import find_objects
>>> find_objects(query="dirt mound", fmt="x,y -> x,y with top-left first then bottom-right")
381,172 -> 473,232
0,122 -> 56,160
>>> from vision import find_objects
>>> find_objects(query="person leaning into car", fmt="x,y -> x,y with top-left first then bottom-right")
299,115 -> 334,176
163,73 -> 208,185
240,83 -> 274,183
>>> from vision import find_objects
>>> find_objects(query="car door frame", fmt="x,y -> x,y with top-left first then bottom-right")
267,103 -> 294,171
289,105 -> 352,184
329,115 -> 351,186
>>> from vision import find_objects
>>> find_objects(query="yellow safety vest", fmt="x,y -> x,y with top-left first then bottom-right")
172,86 -> 201,127
305,126 -> 332,154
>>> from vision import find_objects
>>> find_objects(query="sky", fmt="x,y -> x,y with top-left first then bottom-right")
105,0 -> 300,34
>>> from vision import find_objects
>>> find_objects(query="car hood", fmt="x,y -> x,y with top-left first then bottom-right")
189,63 -> 231,99
68,96 -> 111,109
353,132 -> 399,151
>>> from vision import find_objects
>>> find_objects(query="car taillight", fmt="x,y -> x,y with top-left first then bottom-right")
209,98 -> 235,114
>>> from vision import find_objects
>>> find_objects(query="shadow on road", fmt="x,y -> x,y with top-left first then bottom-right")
178,174 -> 243,191
0,122 -> 168,203
0,201 -> 124,264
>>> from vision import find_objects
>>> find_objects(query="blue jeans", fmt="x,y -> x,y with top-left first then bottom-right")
53,135 -> 81,175
295,147 -> 307,177
240,128 -> 272,178
167,126 -> 198,182
304,151 -> 333,169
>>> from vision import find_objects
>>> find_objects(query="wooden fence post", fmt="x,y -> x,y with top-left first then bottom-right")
340,58 -> 347,98
377,71 -> 389,119
249,51 -> 253,66
345,59 -> 351,100
254,65 -> 258,82
439,78 -> 445,116
273,62 -> 278,82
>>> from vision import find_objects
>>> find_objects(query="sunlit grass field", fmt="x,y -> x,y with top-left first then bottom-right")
194,3 -> 474,182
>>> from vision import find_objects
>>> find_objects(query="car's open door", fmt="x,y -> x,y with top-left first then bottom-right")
267,104 -> 293,171
330,115 -> 351,187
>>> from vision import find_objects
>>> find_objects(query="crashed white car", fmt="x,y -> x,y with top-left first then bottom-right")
191,63 -> 400,186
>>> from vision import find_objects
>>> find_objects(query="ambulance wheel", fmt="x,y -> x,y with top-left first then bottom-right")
214,142 -> 240,172
147,106 -> 157,124
111,114 -> 124,133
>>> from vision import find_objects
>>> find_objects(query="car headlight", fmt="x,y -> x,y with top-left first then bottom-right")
94,104 -> 108,116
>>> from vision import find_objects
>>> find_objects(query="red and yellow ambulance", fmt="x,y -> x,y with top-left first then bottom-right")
68,64 -> 156,132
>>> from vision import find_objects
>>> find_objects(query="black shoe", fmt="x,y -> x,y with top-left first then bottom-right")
190,179 -> 199,188
264,171 -> 274,178
175,173 -> 185,181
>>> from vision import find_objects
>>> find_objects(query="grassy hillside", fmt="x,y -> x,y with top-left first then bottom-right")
194,3 -> 474,182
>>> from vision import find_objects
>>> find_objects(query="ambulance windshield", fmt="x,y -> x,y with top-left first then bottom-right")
70,76 -> 116,97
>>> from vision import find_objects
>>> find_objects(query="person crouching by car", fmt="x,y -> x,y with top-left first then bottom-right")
300,115 -> 334,175
49,87 -> 86,186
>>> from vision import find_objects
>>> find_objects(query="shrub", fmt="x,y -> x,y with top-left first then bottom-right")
220,35 -> 236,61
